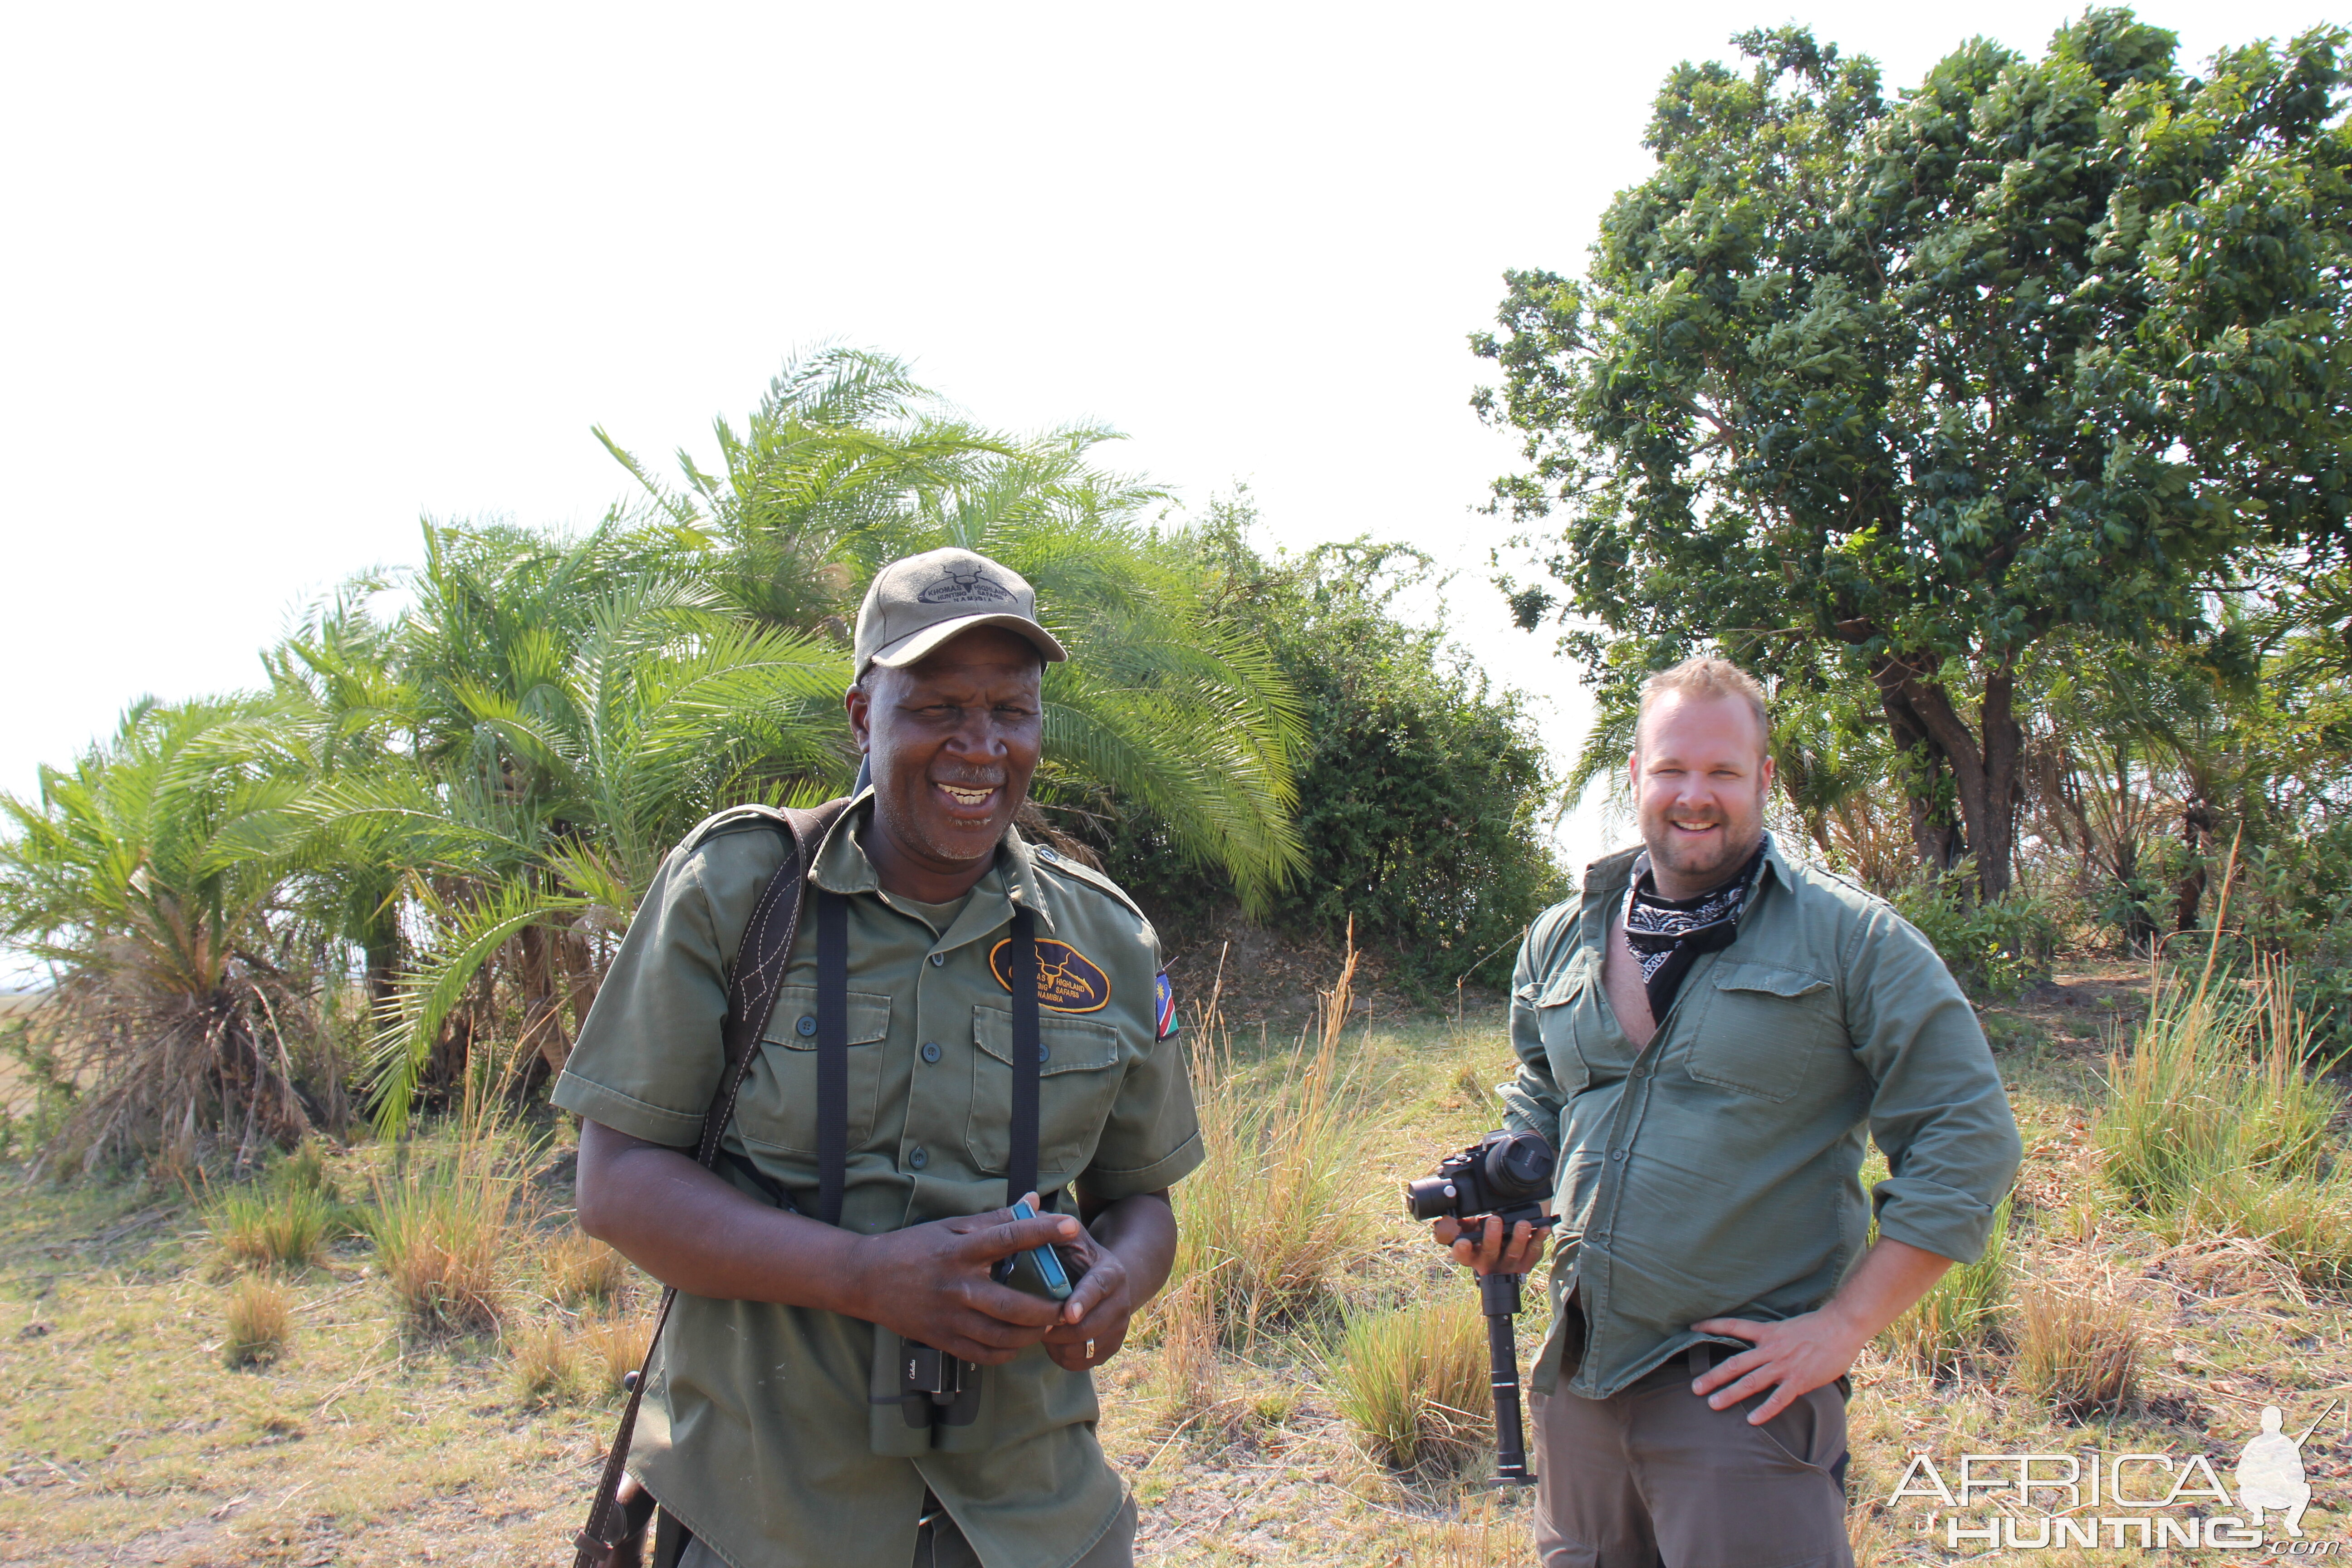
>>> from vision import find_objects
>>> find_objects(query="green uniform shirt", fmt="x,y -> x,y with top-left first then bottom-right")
552,793 -> 1203,1568
1502,835 -> 2021,1400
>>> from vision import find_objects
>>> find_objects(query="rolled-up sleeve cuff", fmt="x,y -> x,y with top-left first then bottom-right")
1499,1085 -> 1552,1142
1082,1130 -> 1205,1202
550,1069 -> 704,1148
1874,1175 -> 2000,1265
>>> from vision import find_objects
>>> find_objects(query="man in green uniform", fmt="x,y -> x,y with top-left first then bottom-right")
1435,657 -> 2020,1568
561,547 -> 1202,1568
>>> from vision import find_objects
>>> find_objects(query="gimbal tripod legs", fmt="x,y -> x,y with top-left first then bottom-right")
1479,1270 -> 1536,1486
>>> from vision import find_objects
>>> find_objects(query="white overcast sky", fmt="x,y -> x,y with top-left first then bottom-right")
2,0 -> 2332,880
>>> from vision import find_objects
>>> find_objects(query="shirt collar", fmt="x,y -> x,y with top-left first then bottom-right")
808,789 -> 1057,937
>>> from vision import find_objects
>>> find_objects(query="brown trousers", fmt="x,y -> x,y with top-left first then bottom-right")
669,1491 -> 1136,1568
1532,1346 -> 1851,1568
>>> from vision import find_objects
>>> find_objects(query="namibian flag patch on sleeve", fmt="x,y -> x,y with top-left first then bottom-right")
1155,972 -> 1179,1040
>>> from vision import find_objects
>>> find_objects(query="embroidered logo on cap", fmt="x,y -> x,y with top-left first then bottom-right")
918,564 -> 1017,605
990,937 -> 1112,1013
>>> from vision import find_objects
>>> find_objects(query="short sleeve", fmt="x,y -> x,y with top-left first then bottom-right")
1076,935 -> 1204,1200
552,831 -> 782,1147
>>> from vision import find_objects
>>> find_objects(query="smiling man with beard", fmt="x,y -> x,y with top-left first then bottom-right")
561,549 -> 1200,1568
1433,657 -> 2019,1568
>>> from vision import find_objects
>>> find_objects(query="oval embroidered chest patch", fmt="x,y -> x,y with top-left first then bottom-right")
990,937 -> 1112,1014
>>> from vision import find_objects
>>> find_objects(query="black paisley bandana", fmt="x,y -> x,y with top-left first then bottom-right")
1622,841 -> 1768,1019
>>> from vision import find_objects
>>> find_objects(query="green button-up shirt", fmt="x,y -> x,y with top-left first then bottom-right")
552,794 -> 1203,1568
1503,835 -> 2021,1400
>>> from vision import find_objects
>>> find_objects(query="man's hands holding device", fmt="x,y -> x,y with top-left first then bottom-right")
576,1127 -> 1170,1373
1430,1214 -> 1549,1276
848,1193 -> 1142,1371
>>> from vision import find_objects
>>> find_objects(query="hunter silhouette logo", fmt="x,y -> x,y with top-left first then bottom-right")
2237,1403 -> 2328,1539
917,564 -> 1016,605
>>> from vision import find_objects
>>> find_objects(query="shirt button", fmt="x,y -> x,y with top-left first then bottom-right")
921,1042 -> 941,1063
909,1147 -> 929,1170
1610,1149 -> 1625,1161
929,952 -> 945,967
796,1015 -> 817,1037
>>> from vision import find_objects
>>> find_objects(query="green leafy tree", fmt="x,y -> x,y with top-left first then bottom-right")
604,346 -> 1308,907
1105,506 -> 1564,992
305,517 -> 850,1131
349,350 -> 1306,1130
0,698 -> 330,1168
1478,12 -> 2352,900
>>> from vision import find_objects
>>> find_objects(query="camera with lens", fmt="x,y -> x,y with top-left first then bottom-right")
1406,1127 -> 1560,1487
1403,1127 -> 1558,1247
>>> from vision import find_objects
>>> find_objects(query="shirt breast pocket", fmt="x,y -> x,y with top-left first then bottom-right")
968,1005 -> 1125,1182
1523,950 -> 1602,1097
737,986 -> 893,1156
1683,962 -> 1841,1102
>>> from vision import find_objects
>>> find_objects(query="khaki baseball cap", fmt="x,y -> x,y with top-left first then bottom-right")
853,547 -> 1069,671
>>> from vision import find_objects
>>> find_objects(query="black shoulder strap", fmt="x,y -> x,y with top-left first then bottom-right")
816,888 -> 849,1227
575,797 -> 847,1568
1007,907 -> 1040,1207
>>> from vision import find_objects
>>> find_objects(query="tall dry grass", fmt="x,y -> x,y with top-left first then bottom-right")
576,1311 -> 653,1396
2099,959 -> 2338,1215
1152,1272 -> 1224,1423
1166,933 -> 1377,1345
222,1276 -> 293,1367
369,1127 -> 520,1335
1328,1298 -> 1491,1475
510,1317 -> 581,1405
542,1230 -> 633,1308
2012,1278 -> 2139,1415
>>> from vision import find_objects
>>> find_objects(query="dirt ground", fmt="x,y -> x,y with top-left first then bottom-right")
3,959 -> 2348,1566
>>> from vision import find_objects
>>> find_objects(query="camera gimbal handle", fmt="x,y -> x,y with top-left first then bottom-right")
1479,1270 -> 1537,1486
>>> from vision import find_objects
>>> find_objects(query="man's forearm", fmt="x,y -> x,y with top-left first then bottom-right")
1078,1188 -> 1177,1303
575,1119 -> 872,1312
1818,1235 -> 1954,1346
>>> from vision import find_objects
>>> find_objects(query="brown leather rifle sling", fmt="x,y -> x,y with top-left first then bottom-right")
572,798 -> 845,1568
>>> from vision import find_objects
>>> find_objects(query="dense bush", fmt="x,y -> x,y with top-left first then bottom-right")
1890,865 -> 2058,1001
1096,505 -> 1565,991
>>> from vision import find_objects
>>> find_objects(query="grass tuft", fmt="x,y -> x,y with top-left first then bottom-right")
2011,1278 -> 2139,1416
576,1310 -> 654,1397
1329,1298 -> 1491,1475
510,1317 -> 581,1405
1151,1273 -> 1224,1423
223,1276 -> 293,1367
2167,1171 -> 2352,1293
542,1230 -> 632,1308
208,1179 -> 334,1270
1170,936 -> 1377,1344
368,1136 -> 517,1336
2098,960 -> 2337,1215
